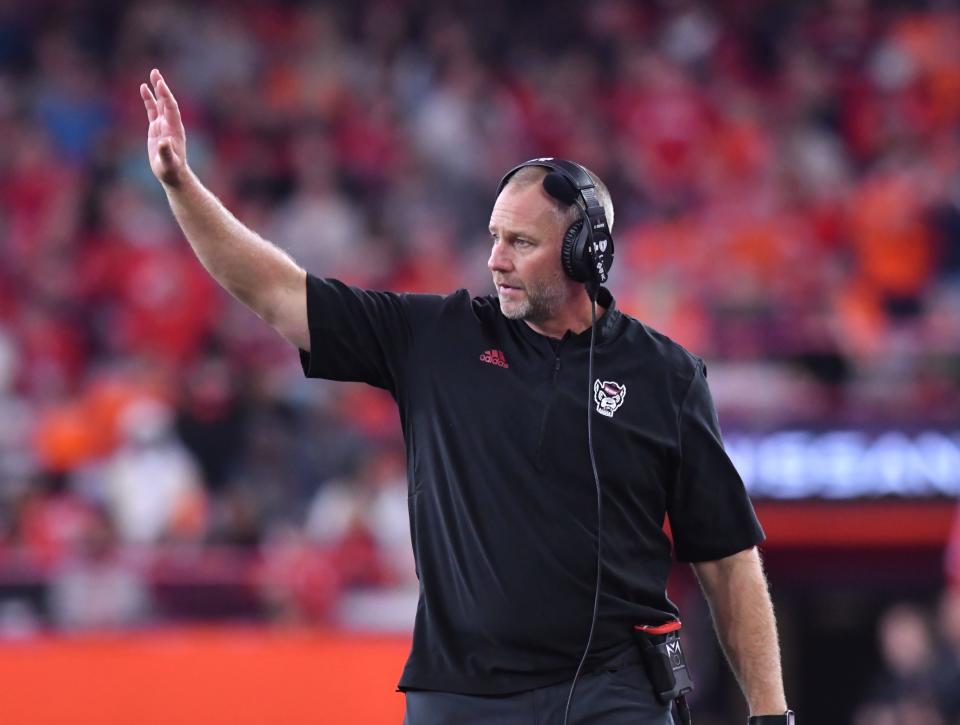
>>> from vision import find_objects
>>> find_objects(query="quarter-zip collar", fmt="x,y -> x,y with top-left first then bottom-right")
507,286 -> 623,351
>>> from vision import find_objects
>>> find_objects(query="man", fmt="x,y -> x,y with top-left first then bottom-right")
141,68 -> 792,724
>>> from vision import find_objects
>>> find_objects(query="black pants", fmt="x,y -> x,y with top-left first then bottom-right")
403,663 -> 674,725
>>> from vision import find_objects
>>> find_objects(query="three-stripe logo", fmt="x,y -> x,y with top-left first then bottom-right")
479,349 -> 509,368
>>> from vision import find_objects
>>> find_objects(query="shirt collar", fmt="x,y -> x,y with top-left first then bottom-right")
505,286 -> 623,348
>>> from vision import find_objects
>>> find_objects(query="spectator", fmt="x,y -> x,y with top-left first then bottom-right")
99,398 -> 207,545
853,603 -> 944,725
48,507 -> 152,631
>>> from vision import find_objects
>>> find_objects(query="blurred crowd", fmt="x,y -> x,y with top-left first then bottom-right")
0,0 -> 959,635
854,591 -> 960,725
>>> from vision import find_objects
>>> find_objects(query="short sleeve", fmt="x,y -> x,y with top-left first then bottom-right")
298,275 -> 424,393
668,360 -> 765,563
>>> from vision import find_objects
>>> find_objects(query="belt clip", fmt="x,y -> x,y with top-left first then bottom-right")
634,619 -> 694,725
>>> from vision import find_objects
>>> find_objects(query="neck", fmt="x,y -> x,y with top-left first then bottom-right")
524,286 -> 606,339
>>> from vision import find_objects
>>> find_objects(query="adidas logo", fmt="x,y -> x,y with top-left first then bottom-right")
480,349 -> 509,368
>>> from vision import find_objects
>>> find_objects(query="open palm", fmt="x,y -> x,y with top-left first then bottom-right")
140,68 -> 187,186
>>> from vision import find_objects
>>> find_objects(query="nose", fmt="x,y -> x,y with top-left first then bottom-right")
487,239 -> 513,274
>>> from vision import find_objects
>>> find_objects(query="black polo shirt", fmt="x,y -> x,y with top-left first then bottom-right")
299,275 -> 764,695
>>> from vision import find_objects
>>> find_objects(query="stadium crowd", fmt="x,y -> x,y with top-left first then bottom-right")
853,593 -> 960,725
0,0 -> 958,646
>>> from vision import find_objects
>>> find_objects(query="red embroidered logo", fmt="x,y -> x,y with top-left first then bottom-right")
480,349 -> 509,368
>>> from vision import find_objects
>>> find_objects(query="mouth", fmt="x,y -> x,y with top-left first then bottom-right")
496,283 -> 523,298
495,279 -> 523,293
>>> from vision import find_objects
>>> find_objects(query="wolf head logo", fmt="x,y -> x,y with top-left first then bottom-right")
594,380 -> 627,418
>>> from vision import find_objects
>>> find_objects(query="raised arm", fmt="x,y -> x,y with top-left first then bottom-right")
692,547 -> 788,719
140,68 -> 309,351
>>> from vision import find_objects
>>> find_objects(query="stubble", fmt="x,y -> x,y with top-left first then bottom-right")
498,269 -> 568,324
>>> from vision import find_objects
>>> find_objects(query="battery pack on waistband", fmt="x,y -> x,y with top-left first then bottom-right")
633,620 -> 695,725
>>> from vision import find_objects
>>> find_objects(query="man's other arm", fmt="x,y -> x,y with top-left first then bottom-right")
140,69 -> 308,351
691,547 -> 788,717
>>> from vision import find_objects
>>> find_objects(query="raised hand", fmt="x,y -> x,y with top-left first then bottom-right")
141,68 -> 188,187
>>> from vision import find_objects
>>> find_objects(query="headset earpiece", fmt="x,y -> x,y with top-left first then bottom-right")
561,220 -> 591,282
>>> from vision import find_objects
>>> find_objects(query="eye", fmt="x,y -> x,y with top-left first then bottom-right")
515,238 -> 533,249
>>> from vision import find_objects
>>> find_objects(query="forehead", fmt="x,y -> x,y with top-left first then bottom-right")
489,182 -> 563,237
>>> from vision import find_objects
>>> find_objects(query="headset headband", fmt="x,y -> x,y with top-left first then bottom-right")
496,157 -> 593,198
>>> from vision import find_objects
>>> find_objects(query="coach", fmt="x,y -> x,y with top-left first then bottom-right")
141,69 -> 792,724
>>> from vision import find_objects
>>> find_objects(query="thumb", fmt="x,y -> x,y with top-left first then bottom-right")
158,140 -> 179,166
156,140 -> 185,187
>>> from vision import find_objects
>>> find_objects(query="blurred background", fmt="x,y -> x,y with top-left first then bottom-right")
0,0 -> 959,722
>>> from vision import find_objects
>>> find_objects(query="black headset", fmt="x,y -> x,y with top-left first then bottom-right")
496,157 -> 615,287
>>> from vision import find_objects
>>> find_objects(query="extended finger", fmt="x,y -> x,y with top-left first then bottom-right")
152,72 -> 183,128
140,83 -> 159,122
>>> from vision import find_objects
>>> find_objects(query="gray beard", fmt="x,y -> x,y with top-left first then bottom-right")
498,271 -> 568,324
